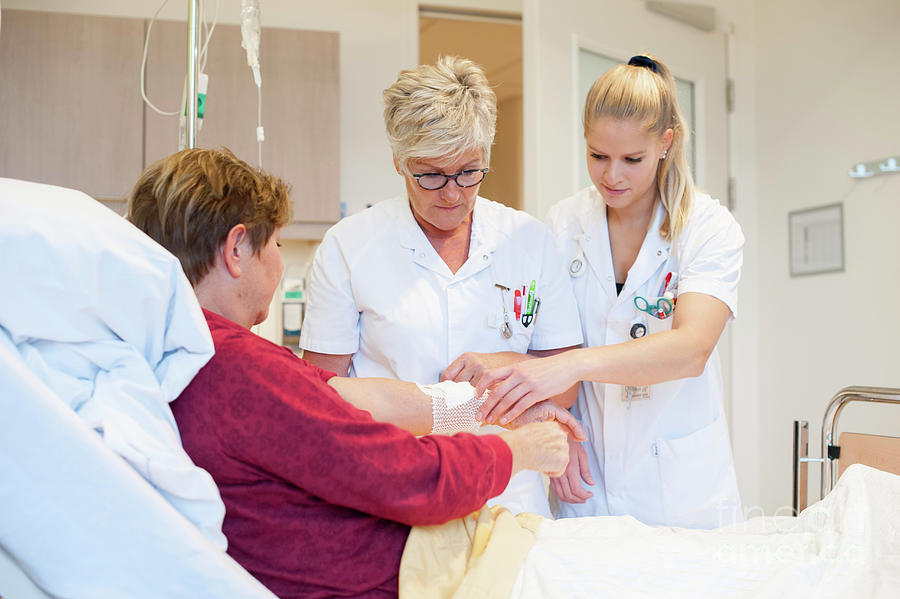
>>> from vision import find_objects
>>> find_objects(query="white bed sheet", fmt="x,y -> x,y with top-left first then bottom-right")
512,463 -> 900,598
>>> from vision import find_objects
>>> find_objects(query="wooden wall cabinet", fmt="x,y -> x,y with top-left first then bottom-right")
144,20 -> 340,237
0,10 -> 144,199
0,9 -> 340,239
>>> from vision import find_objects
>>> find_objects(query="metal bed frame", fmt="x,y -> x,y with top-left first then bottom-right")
792,385 -> 900,515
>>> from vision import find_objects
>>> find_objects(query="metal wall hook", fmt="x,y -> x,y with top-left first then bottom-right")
848,155 -> 900,179
849,163 -> 874,178
879,157 -> 900,173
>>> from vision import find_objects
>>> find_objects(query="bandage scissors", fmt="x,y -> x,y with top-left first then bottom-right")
634,295 -> 673,319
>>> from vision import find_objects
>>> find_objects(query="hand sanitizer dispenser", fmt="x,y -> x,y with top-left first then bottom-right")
282,267 -> 305,347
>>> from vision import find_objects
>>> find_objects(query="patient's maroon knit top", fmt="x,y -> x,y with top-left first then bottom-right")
172,309 -> 512,599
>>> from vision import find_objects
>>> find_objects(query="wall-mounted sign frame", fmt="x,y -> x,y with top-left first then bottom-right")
789,203 -> 844,277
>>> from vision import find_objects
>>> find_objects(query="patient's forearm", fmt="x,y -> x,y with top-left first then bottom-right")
327,376 -> 434,435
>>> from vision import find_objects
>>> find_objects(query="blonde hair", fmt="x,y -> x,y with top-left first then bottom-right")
127,147 -> 292,285
383,56 -> 497,174
583,54 -> 693,240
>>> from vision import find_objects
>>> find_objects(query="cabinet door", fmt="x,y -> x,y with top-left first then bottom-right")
144,20 -> 340,230
0,10 -> 144,199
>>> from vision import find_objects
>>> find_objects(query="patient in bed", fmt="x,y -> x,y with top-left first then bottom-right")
124,147 -> 576,599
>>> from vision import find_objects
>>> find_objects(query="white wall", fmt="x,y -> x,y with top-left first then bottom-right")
709,0 -> 762,517
754,0 -> 900,513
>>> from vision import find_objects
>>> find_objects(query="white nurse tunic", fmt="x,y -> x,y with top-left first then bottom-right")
301,195 -> 584,517
546,186 -> 744,529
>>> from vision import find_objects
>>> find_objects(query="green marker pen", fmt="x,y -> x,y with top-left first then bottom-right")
526,280 -> 535,314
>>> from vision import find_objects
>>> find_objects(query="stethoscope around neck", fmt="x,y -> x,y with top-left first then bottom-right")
568,234 -> 587,278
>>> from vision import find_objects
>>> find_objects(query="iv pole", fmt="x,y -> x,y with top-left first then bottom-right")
186,0 -> 201,148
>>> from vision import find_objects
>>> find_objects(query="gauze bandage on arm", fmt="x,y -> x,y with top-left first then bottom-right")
417,381 -> 486,435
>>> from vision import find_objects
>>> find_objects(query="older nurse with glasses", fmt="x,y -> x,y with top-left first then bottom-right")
300,56 -> 583,517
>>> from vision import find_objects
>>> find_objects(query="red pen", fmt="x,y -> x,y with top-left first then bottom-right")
514,289 -> 522,320
661,272 -> 672,296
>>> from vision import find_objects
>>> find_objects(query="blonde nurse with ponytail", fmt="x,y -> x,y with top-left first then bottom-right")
472,54 -> 744,528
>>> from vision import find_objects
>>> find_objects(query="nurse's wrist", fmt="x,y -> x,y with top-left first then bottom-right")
568,348 -> 594,385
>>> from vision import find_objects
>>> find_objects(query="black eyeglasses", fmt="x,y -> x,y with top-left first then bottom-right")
411,168 -> 489,191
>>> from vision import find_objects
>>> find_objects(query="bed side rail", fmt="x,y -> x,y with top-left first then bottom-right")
792,385 -> 900,514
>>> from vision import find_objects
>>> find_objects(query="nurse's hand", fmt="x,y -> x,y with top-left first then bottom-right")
507,401 -> 586,443
549,439 -> 595,503
475,353 -> 576,425
441,351 -> 524,385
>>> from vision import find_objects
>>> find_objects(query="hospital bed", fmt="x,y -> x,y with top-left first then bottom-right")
0,352 -> 275,599
2,176 -> 899,598
405,407 -> 900,599
443,392 -> 900,598
0,177 -> 276,599
793,386 -> 900,513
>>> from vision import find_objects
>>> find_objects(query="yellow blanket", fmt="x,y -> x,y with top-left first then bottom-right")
398,506 -> 543,599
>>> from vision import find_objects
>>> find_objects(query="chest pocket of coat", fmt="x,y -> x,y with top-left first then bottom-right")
641,269 -> 678,337
646,313 -> 674,336
486,310 -> 533,353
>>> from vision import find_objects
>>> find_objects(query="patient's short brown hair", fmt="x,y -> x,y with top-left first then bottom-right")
127,148 -> 291,285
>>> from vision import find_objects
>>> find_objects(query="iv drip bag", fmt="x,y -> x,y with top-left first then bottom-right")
240,0 -> 262,86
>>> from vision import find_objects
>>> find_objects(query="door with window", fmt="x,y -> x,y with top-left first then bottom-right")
522,0 -> 733,419
419,7 -> 523,210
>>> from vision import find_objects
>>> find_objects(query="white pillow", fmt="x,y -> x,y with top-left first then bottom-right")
0,329 -> 274,598
0,177 -> 225,547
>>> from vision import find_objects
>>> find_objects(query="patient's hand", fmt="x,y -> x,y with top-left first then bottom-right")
549,438 -> 595,503
499,422 -> 570,478
508,401 -> 586,443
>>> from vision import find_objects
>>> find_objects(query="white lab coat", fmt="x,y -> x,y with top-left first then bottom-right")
547,187 -> 743,529
301,195 -> 584,517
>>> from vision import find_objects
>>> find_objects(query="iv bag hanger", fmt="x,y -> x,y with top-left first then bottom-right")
183,0 -> 263,161
185,0 -> 202,149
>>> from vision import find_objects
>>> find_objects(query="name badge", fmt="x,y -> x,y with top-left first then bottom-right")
623,385 -> 651,408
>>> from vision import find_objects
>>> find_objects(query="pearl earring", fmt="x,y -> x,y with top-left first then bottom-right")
660,150 -> 668,159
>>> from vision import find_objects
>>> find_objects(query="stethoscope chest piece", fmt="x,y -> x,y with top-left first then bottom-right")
495,282 -> 514,339
630,322 -> 647,339
568,257 -> 584,277
569,233 -> 589,278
